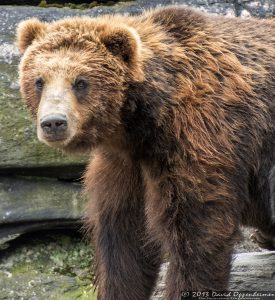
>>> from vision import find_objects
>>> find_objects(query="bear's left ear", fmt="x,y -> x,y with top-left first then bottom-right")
99,26 -> 142,66
16,18 -> 47,53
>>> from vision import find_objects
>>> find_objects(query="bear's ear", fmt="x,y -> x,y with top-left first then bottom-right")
16,18 -> 47,53
99,26 -> 141,65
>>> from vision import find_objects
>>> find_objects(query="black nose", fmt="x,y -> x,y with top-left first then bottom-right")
40,114 -> 68,135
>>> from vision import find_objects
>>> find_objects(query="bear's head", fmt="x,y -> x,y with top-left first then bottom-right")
17,17 -> 144,153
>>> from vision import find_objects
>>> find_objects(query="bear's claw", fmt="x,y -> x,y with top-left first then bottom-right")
250,229 -> 275,250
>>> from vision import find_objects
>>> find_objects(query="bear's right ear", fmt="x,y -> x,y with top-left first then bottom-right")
16,18 -> 47,53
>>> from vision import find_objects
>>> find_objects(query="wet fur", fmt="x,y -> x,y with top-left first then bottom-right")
18,6 -> 275,299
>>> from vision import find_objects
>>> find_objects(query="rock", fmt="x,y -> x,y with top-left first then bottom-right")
236,0 -> 275,18
0,176 -> 86,245
0,271 -> 81,299
0,231 -> 96,300
0,0 -> 41,4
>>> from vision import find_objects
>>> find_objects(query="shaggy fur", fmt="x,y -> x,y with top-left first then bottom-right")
17,6 -> 275,299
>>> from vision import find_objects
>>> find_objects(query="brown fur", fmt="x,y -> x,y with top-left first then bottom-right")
17,6 -> 275,299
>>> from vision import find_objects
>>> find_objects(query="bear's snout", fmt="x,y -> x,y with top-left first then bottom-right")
40,113 -> 68,140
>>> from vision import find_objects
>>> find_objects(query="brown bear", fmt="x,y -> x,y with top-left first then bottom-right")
16,6 -> 275,300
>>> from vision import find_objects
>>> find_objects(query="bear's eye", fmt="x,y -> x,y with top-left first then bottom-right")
35,78 -> 44,92
74,79 -> 88,92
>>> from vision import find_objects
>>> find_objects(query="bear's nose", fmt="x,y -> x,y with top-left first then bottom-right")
40,114 -> 68,136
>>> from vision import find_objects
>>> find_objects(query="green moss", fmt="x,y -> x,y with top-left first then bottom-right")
67,2 -> 76,9
0,231 -> 96,299
88,1 -> 98,9
58,285 -> 97,300
47,3 -> 65,8
38,0 -> 47,7
105,1 -> 116,6
36,0 -> 134,10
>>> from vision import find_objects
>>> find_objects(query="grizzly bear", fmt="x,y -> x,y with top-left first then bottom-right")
16,6 -> 275,300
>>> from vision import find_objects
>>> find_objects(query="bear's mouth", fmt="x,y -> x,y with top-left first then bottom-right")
37,124 -> 72,148
38,133 -> 70,148
44,136 -> 68,142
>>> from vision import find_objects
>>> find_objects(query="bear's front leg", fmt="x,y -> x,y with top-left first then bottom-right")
144,171 -> 241,300
85,151 -> 162,300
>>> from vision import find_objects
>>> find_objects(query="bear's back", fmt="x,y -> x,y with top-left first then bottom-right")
141,6 -> 274,105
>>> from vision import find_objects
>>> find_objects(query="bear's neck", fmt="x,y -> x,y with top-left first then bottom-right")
120,77 -> 180,169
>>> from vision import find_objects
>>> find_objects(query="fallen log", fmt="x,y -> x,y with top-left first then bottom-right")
0,176 -> 86,245
152,252 -> 275,299
230,251 -> 275,290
